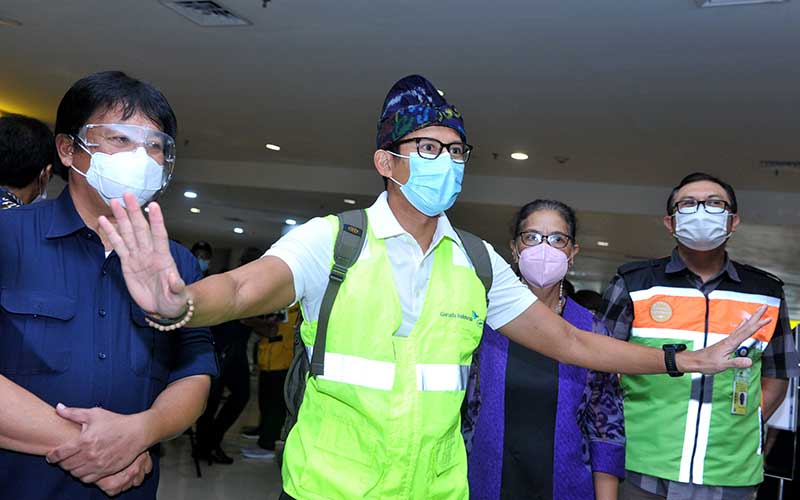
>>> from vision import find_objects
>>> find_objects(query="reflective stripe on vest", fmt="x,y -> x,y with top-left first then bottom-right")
416,364 -> 470,391
306,347 -> 470,392
307,346 -> 395,391
630,286 -> 780,346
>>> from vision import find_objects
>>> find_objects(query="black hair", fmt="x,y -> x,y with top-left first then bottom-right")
191,241 -> 212,255
510,199 -> 578,241
0,114 -> 55,188
573,289 -> 602,312
666,172 -> 737,214
53,71 -> 177,181
240,247 -> 263,266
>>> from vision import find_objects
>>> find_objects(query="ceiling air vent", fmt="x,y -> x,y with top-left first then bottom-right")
760,160 -> 800,170
760,160 -> 800,176
696,0 -> 788,7
160,1 -> 252,27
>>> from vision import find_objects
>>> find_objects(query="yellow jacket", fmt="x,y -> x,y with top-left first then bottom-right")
257,304 -> 298,372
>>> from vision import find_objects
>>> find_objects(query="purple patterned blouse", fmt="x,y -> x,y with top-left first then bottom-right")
465,297 -> 626,500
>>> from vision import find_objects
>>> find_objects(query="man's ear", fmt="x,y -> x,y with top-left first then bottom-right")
729,213 -> 741,234
373,149 -> 393,178
663,214 -> 675,235
43,164 -> 53,183
56,135 -> 75,168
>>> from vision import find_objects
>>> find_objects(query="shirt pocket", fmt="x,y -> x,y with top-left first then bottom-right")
0,288 -> 76,375
129,304 -> 173,383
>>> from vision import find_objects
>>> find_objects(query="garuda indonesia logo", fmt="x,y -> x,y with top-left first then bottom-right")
440,310 -> 485,328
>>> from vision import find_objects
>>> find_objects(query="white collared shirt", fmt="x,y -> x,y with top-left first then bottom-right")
265,192 -> 535,335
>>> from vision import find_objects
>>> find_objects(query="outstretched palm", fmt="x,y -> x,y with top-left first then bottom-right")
98,193 -> 188,318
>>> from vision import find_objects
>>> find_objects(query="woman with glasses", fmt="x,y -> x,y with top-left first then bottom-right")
466,200 -> 625,500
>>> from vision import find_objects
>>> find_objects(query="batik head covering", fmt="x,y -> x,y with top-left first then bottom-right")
376,75 -> 466,150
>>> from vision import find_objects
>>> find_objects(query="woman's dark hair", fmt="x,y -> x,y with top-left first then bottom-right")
53,71 -> 177,181
510,199 -> 578,241
666,172 -> 737,214
0,114 -> 55,188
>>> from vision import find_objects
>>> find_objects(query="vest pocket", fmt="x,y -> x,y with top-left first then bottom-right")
0,289 -> 75,375
434,431 -> 462,476
129,304 -> 172,382
299,408 -> 382,498
429,431 -> 469,499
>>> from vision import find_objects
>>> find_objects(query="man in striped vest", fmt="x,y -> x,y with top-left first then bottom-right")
602,172 -> 799,500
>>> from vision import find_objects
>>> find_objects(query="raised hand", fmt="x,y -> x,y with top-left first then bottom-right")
681,305 -> 771,374
97,192 -> 188,318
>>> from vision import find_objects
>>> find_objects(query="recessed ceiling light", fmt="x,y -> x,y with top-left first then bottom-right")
510,152 -> 529,161
597,241 -> 610,247
183,190 -> 198,199
343,198 -> 356,205
285,219 -> 297,226
437,89 -> 445,97
265,143 -> 281,151
233,227 -> 244,234
190,207 -> 200,214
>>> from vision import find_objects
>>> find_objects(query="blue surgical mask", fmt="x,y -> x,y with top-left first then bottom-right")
197,258 -> 210,272
387,152 -> 464,216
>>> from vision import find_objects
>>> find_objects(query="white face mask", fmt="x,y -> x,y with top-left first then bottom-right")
674,208 -> 732,251
72,145 -> 165,208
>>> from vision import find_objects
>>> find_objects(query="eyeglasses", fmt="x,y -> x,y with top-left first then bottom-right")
392,137 -> 473,164
517,231 -> 572,249
672,198 -> 731,215
74,124 -> 176,169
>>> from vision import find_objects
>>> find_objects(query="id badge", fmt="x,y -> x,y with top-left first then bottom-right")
731,368 -> 749,416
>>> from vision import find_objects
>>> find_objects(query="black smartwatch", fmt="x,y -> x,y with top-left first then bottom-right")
662,344 -> 687,377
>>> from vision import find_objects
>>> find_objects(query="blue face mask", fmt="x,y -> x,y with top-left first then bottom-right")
197,258 -> 210,272
388,152 -> 465,216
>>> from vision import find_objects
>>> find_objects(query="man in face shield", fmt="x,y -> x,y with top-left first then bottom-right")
0,71 -> 216,499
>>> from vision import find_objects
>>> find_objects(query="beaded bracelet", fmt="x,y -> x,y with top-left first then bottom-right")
144,299 -> 195,332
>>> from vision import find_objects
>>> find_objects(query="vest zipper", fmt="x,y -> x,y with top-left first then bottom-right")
688,294 -> 710,484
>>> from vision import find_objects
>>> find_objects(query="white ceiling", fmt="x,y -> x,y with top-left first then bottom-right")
4,0 -> 800,315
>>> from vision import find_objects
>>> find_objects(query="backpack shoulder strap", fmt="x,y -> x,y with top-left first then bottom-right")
454,228 -> 492,305
310,209 -> 367,376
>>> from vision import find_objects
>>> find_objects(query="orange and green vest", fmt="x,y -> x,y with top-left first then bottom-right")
620,258 -> 782,486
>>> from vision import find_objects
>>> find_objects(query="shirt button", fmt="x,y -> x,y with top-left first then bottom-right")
101,268 -> 108,276
98,352 -> 107,360
98,309 -> 107,317
85,232 -> 93,239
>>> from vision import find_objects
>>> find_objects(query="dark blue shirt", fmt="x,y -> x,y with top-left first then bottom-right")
0,189 -> 217,500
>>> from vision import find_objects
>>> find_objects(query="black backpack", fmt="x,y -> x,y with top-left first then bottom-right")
279,209 -> 493,450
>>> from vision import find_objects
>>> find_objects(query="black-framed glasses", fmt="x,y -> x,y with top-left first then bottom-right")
517,231 -> 572,249
392,137 -> 473,164
672,198 -> 731,215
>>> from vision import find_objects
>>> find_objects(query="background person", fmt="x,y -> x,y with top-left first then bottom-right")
467,200 -> 624,500
601,172 -> 799,500
0,113 -> 54,208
